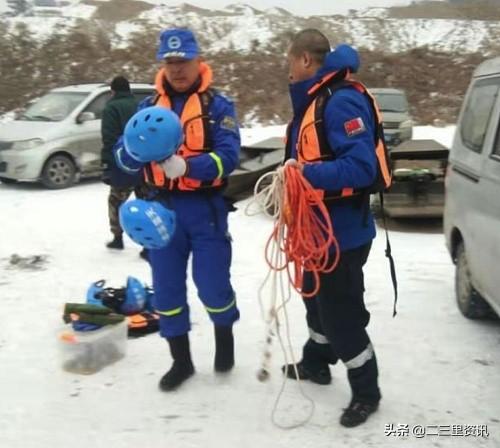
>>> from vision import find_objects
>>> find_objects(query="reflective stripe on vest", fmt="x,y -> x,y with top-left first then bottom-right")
143,90 -> 224,191
293,79 -> 392,201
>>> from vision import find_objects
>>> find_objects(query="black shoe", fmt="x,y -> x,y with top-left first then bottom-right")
281,361 -> 331,385
214,325 -> 234,372
340,400 -> 379,427
106,236 -> 124,250
159,334 -> 195,391
139,248 -> 148,261
159,361 -> 195,391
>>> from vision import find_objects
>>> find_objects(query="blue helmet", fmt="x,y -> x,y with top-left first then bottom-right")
119,199 -> 176,249
121,276 -> 147,315
123,106 -> 183,163
86,280 -> 106,307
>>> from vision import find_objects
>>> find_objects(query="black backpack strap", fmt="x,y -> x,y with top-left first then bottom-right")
316,77 -> 399,315
199,89 -> 215,149
151,93 -> 161,105
379,192 -> 398,316
314,77 -> 352,159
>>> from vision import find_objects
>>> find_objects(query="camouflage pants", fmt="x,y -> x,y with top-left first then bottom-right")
108,185 -> 148,237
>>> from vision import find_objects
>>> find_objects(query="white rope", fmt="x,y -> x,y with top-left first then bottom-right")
247,169 -> 315,429
245,168 -> 284,219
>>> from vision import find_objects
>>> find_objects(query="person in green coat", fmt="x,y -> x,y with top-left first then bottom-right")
101,76 -> 144,250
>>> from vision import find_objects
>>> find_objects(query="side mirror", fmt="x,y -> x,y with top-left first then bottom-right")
76,111 -> 96,124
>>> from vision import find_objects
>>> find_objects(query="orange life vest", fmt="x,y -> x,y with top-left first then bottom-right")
286,72 -> 392,202
143,63 -> 224,192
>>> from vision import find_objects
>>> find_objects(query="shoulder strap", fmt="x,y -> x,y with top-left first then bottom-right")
152,93 -> 161,105
198,89 -> 215,149
319,81 -> 398,313
379,192 -> 398,317
313,79 -> 353,159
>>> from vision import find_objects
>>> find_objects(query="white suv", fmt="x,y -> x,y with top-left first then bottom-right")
0,83 -> 154,188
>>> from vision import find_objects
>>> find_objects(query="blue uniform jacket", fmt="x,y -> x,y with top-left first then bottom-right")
137,89 -> 240,184
288,45 -> 377,252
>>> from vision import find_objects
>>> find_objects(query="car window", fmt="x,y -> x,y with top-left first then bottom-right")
132,90 -> 155,104
19,92 -> 87,122
460,77 -> 500,154
83,92 -> 112,120
373,93 -> 408,113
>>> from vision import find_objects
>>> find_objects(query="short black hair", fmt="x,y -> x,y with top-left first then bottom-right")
110,76 -> 130,93
289,29 -> 330,65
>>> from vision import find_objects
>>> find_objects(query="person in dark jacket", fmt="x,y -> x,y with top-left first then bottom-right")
282,29 -> 382,428
101,76 -> 142,250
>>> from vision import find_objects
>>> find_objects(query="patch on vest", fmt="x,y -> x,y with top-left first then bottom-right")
220,115 -> 238,133
344,117 -> 366,137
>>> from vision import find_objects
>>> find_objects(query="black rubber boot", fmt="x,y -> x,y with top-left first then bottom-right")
159,334 -> 195,391
214,325 -> 234,372
281,339 -> 334,385
347,356 -> 381,407
340,400 -> 379,427
341,349 -> 381,427
106,235 -> 124,249
281,361 -> 332,385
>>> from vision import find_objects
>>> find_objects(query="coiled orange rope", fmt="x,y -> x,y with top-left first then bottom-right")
245,163 -> 341,428
264,164 -> 340,298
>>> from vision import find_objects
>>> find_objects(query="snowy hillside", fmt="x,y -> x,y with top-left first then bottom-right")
1,1 -> 498,125
1,0 -> 500,55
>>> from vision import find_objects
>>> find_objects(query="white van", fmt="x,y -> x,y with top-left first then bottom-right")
444,56 -> 500,319
0,83 -> 154,188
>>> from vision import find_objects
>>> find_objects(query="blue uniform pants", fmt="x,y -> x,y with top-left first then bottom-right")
149,192 -> 239,338
302,243 -> 381,404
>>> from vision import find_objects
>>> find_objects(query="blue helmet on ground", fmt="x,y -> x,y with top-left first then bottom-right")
119,199 -> 176,250
121,276 -> 147,315
86,280 -> 106,307
123,106 -> 183,163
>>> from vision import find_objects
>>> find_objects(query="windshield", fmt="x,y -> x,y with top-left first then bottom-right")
373,93 -> 409,113
19,92 -> 88,122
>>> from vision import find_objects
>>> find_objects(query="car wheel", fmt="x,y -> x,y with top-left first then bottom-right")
455,242 -> 490,319
0,177 -> 17,184
41,154 -> 76,189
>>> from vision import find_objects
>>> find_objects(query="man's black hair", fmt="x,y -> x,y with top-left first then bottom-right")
289,29 -> 331,64
110,76 -> 130,93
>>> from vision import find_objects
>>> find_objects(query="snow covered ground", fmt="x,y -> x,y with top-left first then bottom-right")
0,126 -> 499,448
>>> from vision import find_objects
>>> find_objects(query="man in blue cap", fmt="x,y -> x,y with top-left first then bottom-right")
132,28 -> 241,391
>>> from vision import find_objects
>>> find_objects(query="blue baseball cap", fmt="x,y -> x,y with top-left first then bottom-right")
156,28 -> 200,61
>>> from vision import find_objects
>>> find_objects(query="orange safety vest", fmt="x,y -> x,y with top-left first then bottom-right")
287,72 -> 392,202
143,63 -> 224,192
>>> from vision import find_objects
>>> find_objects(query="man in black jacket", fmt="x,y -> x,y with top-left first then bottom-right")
101,76 -> 142,250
